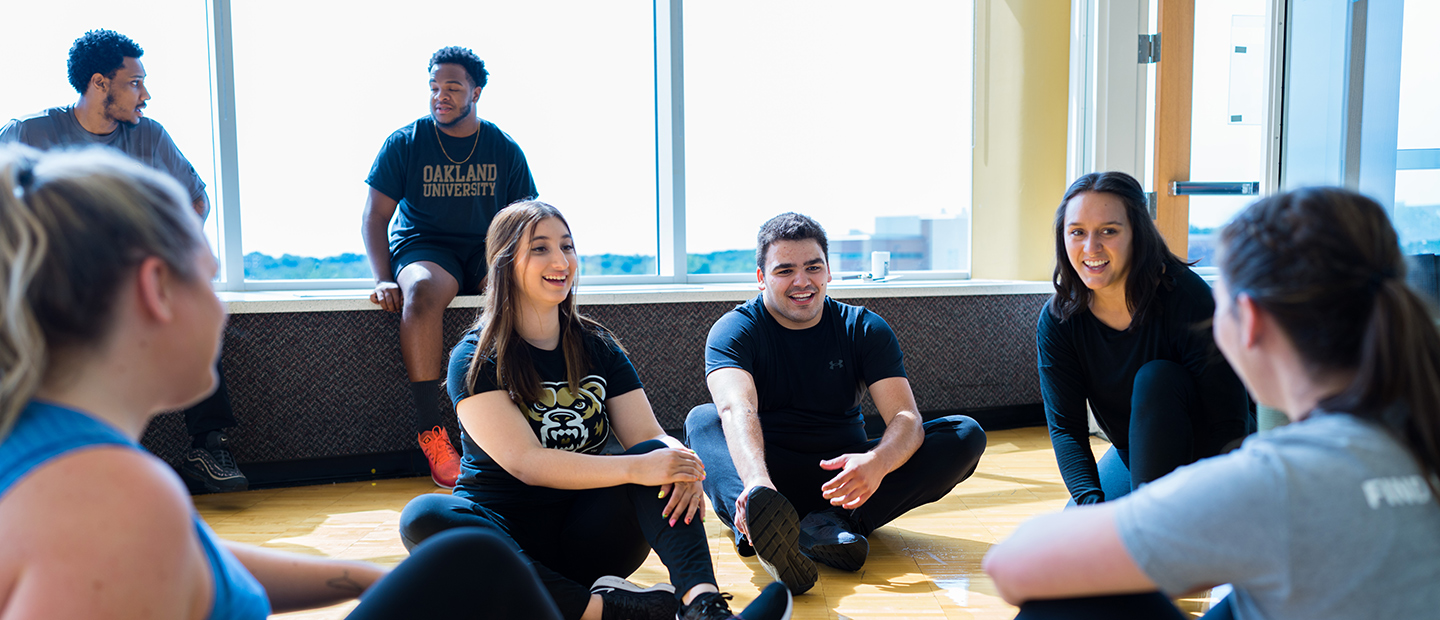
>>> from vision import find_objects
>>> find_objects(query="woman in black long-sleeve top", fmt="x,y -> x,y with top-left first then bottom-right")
1037,171 -> 1251,505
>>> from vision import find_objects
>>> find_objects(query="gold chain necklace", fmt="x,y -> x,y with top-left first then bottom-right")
434,120 -> 480,165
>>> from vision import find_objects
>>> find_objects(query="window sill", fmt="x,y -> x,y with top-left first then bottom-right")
217,279 -> 1054,314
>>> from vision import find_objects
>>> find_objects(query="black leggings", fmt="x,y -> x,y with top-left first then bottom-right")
1014,592 -> 1235,620
398,440 -> 716,620
1081,360 -> 1212,504
183,361 -> 237,436
685,406 -> 986,535
348,527 -> 561,619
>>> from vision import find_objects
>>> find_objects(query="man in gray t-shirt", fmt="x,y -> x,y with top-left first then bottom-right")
1114,413 -> 1440,619
1,35 -> 208,219
1,29 -> 245,494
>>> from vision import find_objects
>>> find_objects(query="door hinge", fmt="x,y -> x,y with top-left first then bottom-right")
1145,192 -> 1158,219
1139,33 -> 1161,64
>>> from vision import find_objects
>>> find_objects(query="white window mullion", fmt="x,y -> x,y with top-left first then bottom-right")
208,0 -> 245,291
655,0 -> 687,283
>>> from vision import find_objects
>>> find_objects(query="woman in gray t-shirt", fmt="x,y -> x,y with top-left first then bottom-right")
984,187 -> 1440,620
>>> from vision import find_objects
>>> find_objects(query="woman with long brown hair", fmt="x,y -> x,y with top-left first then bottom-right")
1038,171 -> 1250,505
398,201 -> 791,620
0,146 -> 563,619
986,187 -> 1440,618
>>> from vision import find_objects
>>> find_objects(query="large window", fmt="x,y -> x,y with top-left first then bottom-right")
4,1 -> 975,289
685,1 -> 975,276
1393,0 -> 1440,254
231,1 -> 657,280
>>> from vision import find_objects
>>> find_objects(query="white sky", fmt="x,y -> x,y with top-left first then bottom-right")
3,1 -> 1434,259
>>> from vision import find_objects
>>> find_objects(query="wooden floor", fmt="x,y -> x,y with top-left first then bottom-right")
195,426 -> 1215,619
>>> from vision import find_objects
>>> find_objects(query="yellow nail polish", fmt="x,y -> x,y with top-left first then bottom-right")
658,489 -> 666,499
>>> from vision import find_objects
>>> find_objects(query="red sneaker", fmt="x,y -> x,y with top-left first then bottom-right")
418,426 -> 461,489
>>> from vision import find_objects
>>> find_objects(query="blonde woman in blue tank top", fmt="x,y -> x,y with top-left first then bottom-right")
0,146 -> 562,620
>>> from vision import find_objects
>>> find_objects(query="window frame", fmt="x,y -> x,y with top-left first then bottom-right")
200,0 -> 974,291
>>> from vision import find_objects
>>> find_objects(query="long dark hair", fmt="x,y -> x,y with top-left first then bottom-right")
1218,187 -> 1440,497
1049,171 -> 1188,327
465,201 -> 618,409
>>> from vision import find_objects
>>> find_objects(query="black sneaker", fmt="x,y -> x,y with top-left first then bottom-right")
739,582 -> 793,620
179,431 -> 249,493
591,576 -> 678,620
744,487 -> 816,595
677,582 -> 794,620
734,530 -> 756,557
678,591 -> 738,620
798,509 -> 868,571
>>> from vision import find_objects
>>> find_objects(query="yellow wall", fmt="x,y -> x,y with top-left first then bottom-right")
972,0 -> 1072,281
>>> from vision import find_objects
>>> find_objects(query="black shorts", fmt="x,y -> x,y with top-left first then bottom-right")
392,238 -> 487,294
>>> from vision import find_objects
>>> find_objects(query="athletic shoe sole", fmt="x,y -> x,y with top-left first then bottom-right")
180,469 -> 247,494
745,488 -> 816,595
801,535 -> 868,572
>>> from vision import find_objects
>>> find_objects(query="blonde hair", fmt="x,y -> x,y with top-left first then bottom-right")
0,145 -> 205,440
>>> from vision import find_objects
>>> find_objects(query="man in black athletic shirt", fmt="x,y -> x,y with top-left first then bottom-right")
686,212 -> 987,594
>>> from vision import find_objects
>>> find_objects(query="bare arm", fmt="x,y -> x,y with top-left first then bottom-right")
982,504 -> 1157,605
362,187 -> 401,312
0,448 -> 210,619
456,390 -> 703,490
223,543 -> 386,613
818,376 -> 924,509
705,367 -> 772,536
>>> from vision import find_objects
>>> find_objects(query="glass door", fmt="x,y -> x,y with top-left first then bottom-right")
1182,0 -> 1269,266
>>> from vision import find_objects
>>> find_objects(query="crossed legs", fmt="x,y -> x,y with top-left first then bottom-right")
686,404 -> 987,578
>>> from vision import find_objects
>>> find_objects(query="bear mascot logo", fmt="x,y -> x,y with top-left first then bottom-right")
527,375 -> 611,451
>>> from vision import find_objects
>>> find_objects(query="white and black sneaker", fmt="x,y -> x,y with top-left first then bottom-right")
744,487 -> 816,595
179,431 -> 249,493
591,576 -> 678,620
677,582 -> 793,620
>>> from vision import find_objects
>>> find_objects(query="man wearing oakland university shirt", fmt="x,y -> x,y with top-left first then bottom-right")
363,46 -> 537,489
686,213 -> 987,594
0,29 -> 249,494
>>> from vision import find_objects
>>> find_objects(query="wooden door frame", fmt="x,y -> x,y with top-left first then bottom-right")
1153,0 -> 1194,255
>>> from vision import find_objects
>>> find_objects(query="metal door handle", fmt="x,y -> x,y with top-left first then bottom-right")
1169,182 -> 1260,196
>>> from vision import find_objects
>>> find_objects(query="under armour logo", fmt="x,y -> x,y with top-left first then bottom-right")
829,360 -> 844,370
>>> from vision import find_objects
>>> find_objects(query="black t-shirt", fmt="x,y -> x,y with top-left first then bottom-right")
705,295 -> 907,452
447,327 -> 642,502
1037,265 -> 1250,504
365,116 -> 537,255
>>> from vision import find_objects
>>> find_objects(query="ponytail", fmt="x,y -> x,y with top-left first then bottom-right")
0,150 -> 48,440
1219,187 -> 1440,500
1323,278 -> 1440,496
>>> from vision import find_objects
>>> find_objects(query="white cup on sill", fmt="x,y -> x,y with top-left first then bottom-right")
870,251 -> 891,280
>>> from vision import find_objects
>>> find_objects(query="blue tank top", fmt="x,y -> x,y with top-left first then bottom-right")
0,401 -> 271,620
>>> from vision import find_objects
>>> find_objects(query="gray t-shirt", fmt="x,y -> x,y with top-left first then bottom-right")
0,106 -> 206,202
1114,413 -> 1440,620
